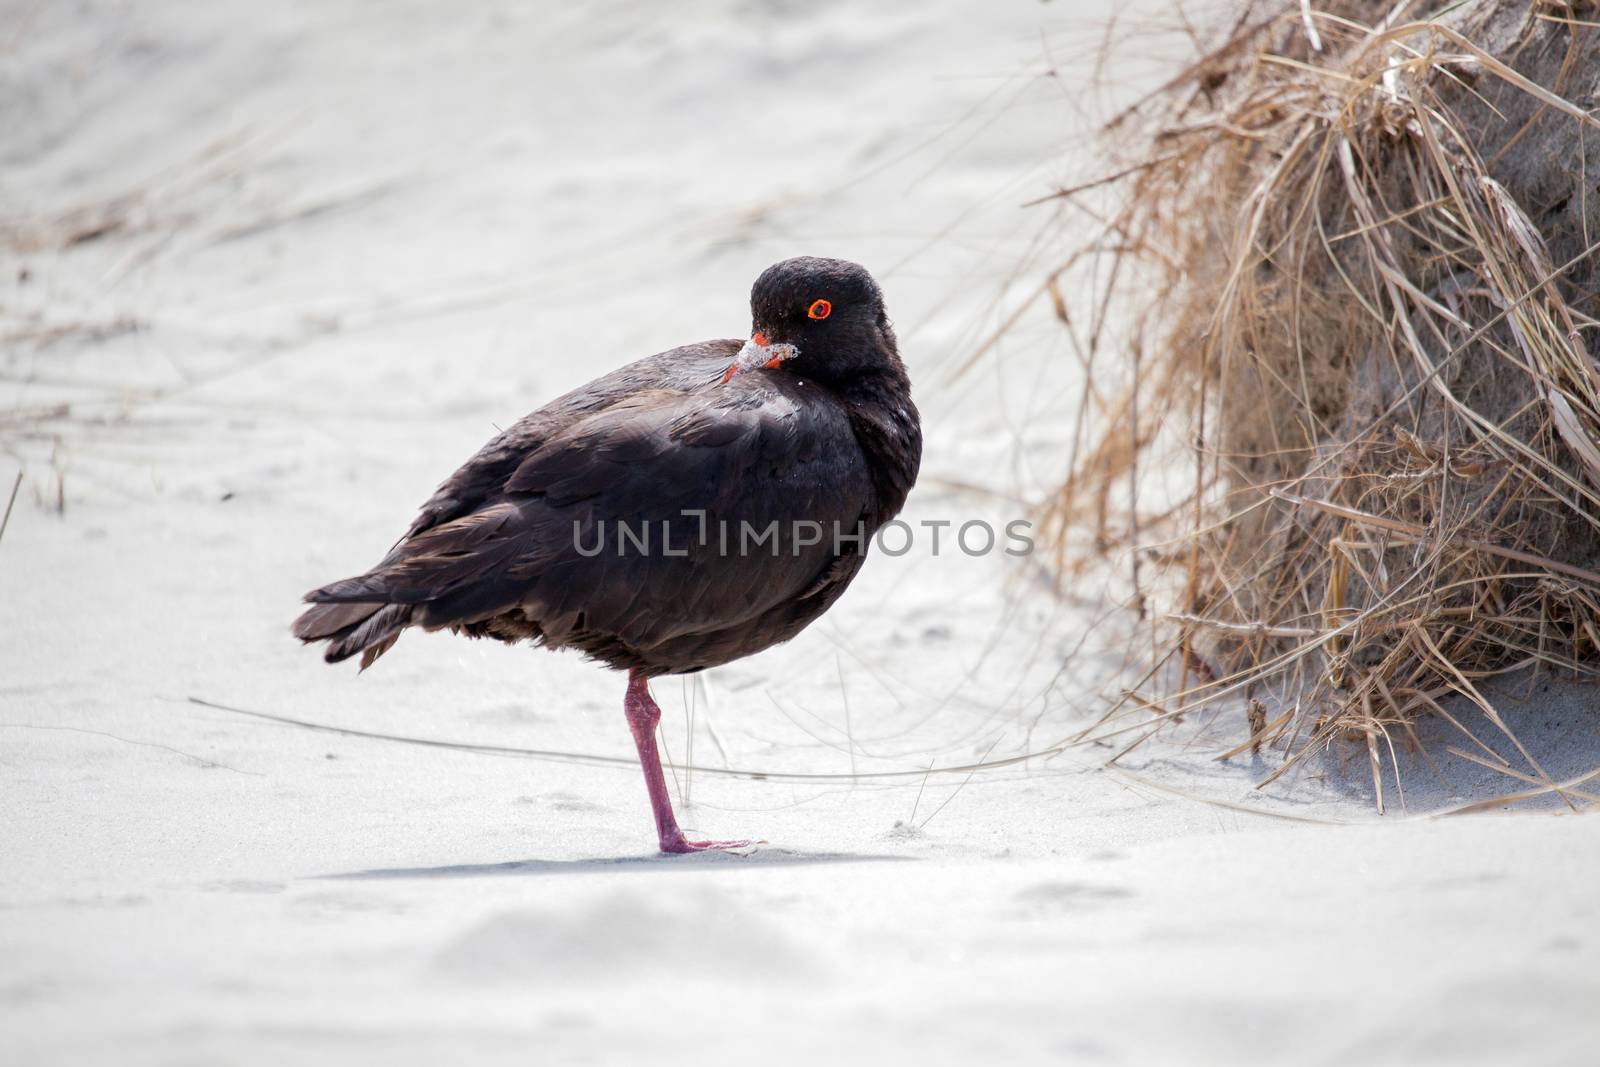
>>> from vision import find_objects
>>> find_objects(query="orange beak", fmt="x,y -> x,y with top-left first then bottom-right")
750,332 -> 789,369
721,331 -> 796,383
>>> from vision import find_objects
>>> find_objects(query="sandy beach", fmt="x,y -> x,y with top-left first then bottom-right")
3,1 -> 1596,1063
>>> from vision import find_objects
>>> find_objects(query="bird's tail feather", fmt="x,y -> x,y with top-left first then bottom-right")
292,587 -> 413,670
293,505 -> 534,669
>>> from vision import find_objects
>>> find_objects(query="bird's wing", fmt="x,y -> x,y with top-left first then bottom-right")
398,340 -> 739,540
317,372 -> 874,656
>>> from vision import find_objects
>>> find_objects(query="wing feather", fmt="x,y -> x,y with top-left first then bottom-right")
296,343 -> 874,673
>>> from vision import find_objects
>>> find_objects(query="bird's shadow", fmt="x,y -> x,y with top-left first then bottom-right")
317,847 -> 914,881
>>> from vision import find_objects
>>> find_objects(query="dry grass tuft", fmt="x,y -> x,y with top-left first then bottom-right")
1045,0 -> 1600,805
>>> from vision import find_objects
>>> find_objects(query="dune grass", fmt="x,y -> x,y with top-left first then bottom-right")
1042,0 -> 1600,807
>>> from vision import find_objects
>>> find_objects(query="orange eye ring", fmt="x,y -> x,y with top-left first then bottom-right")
807,298 -> 832,320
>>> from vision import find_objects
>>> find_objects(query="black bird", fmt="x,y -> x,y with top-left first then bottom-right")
293,256 -> 921,852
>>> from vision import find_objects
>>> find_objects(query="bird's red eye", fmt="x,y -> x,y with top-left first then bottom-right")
807,299 -> 832,320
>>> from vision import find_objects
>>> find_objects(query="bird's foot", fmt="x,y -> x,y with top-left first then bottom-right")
659,832 -> 760,855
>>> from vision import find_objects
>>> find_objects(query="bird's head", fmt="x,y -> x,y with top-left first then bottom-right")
723,257 -> 898,388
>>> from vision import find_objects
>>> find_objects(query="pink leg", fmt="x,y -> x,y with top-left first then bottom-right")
624,670 -> 754,854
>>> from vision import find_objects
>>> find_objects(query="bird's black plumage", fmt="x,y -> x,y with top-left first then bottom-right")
293,257 -> 921,679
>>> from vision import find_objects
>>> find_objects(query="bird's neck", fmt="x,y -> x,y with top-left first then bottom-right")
839,362 -> 922,526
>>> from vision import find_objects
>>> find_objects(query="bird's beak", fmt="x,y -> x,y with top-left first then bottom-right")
721,331 -> 799,383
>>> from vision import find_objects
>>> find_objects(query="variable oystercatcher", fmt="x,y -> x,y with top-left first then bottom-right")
293,257 -> 921,853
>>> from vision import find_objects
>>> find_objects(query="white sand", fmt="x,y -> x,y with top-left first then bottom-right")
3,2 -> 1596,1063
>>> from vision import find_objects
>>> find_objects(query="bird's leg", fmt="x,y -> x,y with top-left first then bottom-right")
623,670 -> 754,854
